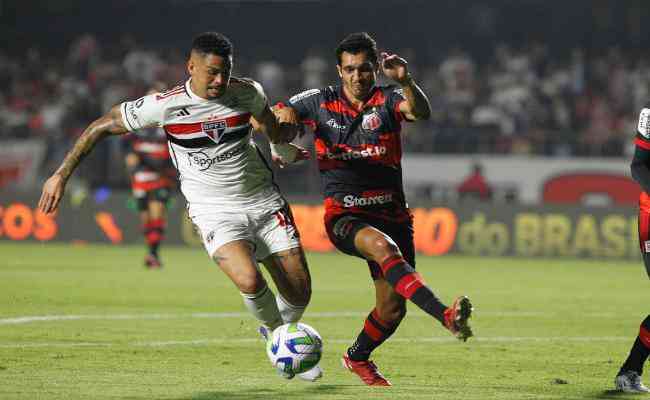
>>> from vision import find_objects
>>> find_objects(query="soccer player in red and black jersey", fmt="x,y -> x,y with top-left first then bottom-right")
123,83 -> 175,268
275,32 -> 473,386
615,108 -> 650,393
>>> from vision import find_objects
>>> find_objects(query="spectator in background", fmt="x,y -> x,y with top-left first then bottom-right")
457,162 -> 492,201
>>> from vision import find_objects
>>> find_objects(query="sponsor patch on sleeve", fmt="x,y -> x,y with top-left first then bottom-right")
638,108 -> 650,138
289,89 -> 320,104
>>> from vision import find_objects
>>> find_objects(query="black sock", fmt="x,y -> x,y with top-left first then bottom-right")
620,315 -> 650,375
380,255 -> 447,324
347,308 -> 402,361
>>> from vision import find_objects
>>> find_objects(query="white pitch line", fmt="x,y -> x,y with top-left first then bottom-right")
0,311 -> 624,325
0,336 -> 632,349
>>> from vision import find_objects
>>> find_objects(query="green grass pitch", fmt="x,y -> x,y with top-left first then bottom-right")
0,242 -> 649,399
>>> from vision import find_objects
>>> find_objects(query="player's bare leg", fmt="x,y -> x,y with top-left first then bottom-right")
262,246 -> 322,381
143,199 -> 166,268
354,226 -> 472,340
213,240 -> 283,331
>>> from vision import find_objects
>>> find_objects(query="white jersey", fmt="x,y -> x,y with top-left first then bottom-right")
120,78 -> 284,216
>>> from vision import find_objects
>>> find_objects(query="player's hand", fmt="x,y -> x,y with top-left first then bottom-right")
38,174 -> 66,214
381,52 -> 410,84
272,106 -> 300,125
271,143 -> 310,168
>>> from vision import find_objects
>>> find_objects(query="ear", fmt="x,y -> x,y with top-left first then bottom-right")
336,65 -> 343,79
187,58 -> 194,76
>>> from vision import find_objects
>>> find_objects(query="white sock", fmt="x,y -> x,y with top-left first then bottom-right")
276,294 -> 306,323
240,286 -> 283,330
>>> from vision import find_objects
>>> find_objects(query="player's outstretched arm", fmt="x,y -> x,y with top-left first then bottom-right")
381,52 -> 431,121
38,105 -> 129,214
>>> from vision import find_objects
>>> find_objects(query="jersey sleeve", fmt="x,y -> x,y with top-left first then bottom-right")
385,86 -> 411,123
287,89 -> 321,121
120,92 -> 165,132
635,107 -> 650,150
235,78 -> 268,119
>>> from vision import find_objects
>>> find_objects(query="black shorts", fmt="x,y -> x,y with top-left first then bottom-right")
325,213 -> 415,280
135,187 -> 171,211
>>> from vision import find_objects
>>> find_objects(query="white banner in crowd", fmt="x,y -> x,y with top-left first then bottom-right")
402,155 -> 633,205
0,140 -> 47,190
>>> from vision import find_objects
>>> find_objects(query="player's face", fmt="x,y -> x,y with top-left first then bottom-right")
337,51 -> 377,101
188,52 -> 232,99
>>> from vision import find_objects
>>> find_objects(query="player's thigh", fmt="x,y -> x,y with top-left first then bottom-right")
191,212 -> 263,292
638,208 -> 650,279
373,278 -> 407,323
213,240 -> 266,294
353,225 -> 402,263
261,247 -> 311,306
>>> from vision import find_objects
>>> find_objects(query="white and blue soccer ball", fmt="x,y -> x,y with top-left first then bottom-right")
266,322 -> 323,378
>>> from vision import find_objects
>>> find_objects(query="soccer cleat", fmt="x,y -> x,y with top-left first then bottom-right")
443,295 -> 473,341
616,370 -> 650,393
297,364 -> 323,382
144,254 -> 162,269
341,354 -> 391,386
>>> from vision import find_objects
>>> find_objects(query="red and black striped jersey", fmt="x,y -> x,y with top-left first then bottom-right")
123,126 -> 171,172
633,107 -> 650,210
287,85 -> 411,222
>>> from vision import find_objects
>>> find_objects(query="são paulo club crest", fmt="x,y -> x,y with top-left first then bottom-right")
361,112 -> 382,132
202,120 -> 227,143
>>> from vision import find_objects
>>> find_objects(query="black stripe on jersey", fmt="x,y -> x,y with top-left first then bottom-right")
221,126 -> 250,143
166,134 -> 217,148
122,103 -> 136,131
165,126 -> 250,148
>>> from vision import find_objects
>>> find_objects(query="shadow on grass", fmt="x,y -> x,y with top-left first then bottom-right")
590,389 -> 640,399
170,384 -> 356,400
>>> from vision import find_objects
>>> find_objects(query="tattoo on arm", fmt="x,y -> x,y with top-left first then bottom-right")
55,106 -> 128,181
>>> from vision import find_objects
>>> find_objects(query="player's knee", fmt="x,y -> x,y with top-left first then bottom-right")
235,273 -> 266,295
369,237 -> 400,263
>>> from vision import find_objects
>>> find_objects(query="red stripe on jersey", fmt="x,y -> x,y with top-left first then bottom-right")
394,100 -> 405,122
365,89 -> 386,107
321,100 -> 358,117
164,113 -> 251,135
635,137 -> 650,150
132,178 -> 172,192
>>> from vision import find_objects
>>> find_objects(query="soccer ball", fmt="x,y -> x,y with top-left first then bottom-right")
266,322 -> 323,378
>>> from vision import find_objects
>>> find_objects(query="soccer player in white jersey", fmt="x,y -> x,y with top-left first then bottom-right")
38,32 -> 322,381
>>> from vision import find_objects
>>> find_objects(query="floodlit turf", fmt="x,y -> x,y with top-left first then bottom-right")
0,242 -> 649,399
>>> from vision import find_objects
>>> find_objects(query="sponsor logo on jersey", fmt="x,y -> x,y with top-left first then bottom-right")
638,108 -> 650,139
202,120 -> 227,143
173,107 -> 191,117
187,145 -> 246,171
289,89 -> 320,104
361,112 -> 382,131
645,240 -> 650,253
326,146 -> 387,161
326,119 -> 346,130
343,193 -> 393,208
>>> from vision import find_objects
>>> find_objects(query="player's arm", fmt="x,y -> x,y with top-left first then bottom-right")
631,146 -> 650,194
381,52 -> 431,121
38,105 -> 128,214
251,105 -> 309,164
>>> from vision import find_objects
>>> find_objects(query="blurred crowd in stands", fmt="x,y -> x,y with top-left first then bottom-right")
1,33 -> 647,167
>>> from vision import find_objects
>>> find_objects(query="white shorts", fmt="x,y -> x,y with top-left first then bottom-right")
191,203 -> 301,260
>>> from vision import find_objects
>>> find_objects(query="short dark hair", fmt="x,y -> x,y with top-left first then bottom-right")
335,32 -> 378,66
191,32 -> 233,58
